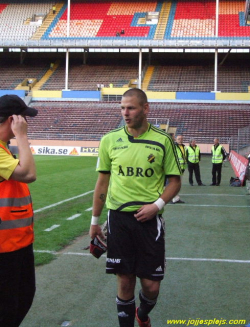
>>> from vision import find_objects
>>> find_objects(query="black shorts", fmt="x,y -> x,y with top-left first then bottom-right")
106,209 -> 166,281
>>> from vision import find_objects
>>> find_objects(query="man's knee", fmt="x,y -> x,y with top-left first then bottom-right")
140,279 -> 161,299
117,274 -> 136,299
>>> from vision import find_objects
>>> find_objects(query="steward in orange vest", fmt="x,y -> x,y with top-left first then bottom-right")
0,94 -> 38,327
0,144 -> 34,253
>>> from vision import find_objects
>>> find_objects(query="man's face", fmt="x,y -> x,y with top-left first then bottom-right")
214,138 -> 219,145
176,136 -> 183,144
121,95 -> 149,130
191,140 -> 196,147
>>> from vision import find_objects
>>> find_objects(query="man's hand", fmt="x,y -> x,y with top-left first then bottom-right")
134,203 -> 159,222
9,115 -> 36,183
11,115 -> 28,137
89,222 -> 107,259
89,224 -> 105,240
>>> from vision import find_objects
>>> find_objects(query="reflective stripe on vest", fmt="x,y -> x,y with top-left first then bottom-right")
0,195 -> 32,207
187,146 -> 200,163
0,216 -> 33,230
176,145 -> 187,170
0,144 -> 34,253
212,145 -> 223,163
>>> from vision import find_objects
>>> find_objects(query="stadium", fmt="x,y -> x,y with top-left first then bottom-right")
0,0 -> 249,327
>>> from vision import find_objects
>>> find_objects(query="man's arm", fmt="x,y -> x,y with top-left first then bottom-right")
9,115 -> 36,183
134,175 -> 181,222
89,172 -> 110,239
198,148 -> 201,161
221,146 -> 227,160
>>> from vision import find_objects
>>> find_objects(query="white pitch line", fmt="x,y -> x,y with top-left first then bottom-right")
66,213 -> 81,220
85,207 -> 92,211
63,252 -> 93,256
34,190 -> 94,213
33,250 -> 250,264
44,224 -> 60,232
166,257 -> 250,264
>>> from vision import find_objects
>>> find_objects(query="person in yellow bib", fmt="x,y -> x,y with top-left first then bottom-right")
0,94 -> 38,327
210,138 -> 227,186
171,135 -> 187,204
186,138 -> 205,186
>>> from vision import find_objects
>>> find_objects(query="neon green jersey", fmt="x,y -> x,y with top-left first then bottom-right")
96,123 -> 182,212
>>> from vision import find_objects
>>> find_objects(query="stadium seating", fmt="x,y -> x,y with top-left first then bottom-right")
27,101 -> 122,140
0,1 -> 249,152
148,62 -> 250,93
0,2 -> 53,40
41,59 -> 139,90
1,52 -> 250,93
0,0 -> 249,41
0,56 -> 52,90
27,101 -> 250,144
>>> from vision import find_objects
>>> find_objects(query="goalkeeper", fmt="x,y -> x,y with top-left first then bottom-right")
89,88 -> 181,327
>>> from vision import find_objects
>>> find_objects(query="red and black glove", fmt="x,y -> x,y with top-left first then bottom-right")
90,235 -> 107,259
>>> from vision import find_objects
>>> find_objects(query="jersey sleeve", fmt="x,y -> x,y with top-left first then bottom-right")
0,147 -> 19,181
96,136 -> 111,172
163,137 -> 182,176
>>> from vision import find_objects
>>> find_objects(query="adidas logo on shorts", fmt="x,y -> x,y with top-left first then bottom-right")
156,266 -> 163,272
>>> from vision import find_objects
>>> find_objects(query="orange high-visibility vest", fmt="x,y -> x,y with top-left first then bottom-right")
0,144 -> 34,253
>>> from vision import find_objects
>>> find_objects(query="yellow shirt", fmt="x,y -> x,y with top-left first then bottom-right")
0,140 -> 19,182
179,144 -> 185,157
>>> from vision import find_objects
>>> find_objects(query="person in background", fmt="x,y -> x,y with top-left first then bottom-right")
186,138 -> 205,186
0,94 -> 38,327
170,135 -> 187,204
89,88 -> 181,327
210,138 -> 227,186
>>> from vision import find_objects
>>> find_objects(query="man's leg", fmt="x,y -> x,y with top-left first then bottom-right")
15,245 -> 36,326
188,164 -> 194,185
194,164 -> 202,185
216,163 -> 222,185
0,245 -> 35,327
0,252 -> 19,327
116,274 -> 136,327
136,279 -> 161,323
212,164 -> 217,185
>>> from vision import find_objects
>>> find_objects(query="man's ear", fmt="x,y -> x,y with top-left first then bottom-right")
144,103 -> 149,114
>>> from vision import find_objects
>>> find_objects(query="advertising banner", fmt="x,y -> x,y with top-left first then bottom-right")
31,146 -> 99,157
229,150 -> 248,185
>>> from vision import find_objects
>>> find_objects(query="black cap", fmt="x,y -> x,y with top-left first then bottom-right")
0,94 -> 38,117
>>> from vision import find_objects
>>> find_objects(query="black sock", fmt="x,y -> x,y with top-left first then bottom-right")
116,295 -> 136,327
137,290 -> 158,322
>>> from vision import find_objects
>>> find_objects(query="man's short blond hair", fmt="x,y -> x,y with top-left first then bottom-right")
122,88 -> 148,106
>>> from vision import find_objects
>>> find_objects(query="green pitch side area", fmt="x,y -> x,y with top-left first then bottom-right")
21,155 -> 250,327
